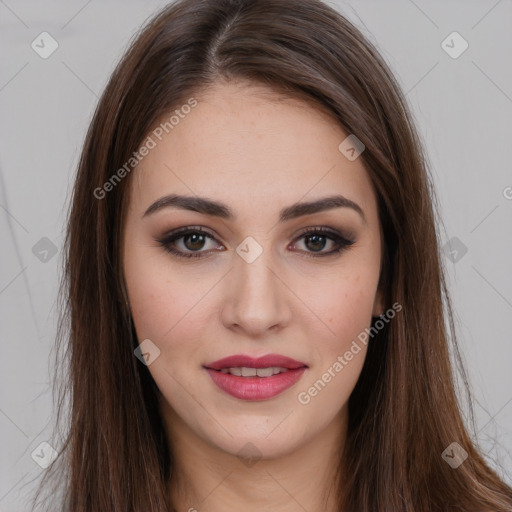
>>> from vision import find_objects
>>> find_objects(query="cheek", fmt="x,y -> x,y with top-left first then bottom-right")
296,307 -> 371,416
124,245 -> 215,368
294,269 -> 377,406
305,268 -> 378,348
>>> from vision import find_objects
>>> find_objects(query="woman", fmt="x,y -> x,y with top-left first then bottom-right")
32,0 -> 512,510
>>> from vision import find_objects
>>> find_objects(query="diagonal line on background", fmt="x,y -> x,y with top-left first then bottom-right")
0,62 -> 29,93
61,60 -> 99,98
0,265 -> 28,295
471,265 -> 512,309
0,204 -> 29,233
0,472 -> 31,503
0,407 -> 30,439
477,396 -> 512,435
0,0 -> 29,28
406,61 -> 439,95
472,61 -> 512,105
61,0 -> 92,29
472,0 -> 503,29
407,0 -> 439,29
469,205 -> 499,233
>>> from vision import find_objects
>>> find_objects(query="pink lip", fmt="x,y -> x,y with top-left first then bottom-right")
203,354 -> 308,401
204,354 -> 307,370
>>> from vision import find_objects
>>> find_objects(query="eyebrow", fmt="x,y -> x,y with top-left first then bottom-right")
143,193 -> 366,224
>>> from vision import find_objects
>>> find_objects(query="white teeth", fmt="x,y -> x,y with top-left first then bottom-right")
218,366 -> 289,377
256,367 -> 275,377
241,367 -> 257,377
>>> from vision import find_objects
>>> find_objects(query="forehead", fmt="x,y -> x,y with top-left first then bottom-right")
129,81 -> 378,223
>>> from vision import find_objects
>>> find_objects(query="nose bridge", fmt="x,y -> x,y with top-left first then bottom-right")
236,235 -> 281,302
222,234 -> 290,332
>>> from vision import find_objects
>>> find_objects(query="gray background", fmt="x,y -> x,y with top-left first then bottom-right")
1,0 -> 511,509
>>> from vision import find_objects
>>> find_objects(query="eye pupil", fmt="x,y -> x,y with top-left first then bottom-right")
184,233 -> 206,251
305,234 -> 326,252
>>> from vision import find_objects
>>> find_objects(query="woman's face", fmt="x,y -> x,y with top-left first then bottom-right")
122,80 -> 384,460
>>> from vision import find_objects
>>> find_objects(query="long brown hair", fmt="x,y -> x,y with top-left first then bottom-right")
31,0 -> 512,510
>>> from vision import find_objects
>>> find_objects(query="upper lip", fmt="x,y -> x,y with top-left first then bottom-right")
204,354 -> 308,370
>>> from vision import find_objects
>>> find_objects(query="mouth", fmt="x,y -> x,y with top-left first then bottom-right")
203,354 -> 308,401
216,366 -> 292,377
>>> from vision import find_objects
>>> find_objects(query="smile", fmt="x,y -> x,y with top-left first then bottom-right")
204,354 -> 308,401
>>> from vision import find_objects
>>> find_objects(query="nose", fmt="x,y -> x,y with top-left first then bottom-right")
220,241 -> 292,337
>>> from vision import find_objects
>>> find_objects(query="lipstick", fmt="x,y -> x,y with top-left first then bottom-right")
203,354 -> 308,401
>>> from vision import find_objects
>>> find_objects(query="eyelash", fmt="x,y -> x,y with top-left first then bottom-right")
156,225 -> 356,260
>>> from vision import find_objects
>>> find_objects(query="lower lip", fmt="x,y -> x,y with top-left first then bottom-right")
205,368 -> 307,401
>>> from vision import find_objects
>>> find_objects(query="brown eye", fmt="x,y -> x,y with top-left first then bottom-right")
291,227 -> 355,258
157,226 -> 355,260
303,233 -> 329,252
182,232 -> 207,251
157,227 -> 221,259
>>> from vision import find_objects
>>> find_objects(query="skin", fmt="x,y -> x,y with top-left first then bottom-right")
122,79 -> 385,512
